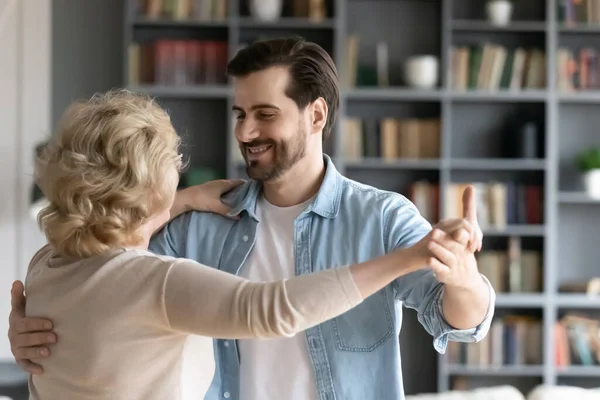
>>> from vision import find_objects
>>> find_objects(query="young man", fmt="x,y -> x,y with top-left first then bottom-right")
8,38 -> 494,400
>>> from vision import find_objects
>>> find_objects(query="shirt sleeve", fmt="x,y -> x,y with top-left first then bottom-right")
148,212 -> 192,258
385,198 -> 495,354
162,259 -> 363,339
426,274 -> 496,353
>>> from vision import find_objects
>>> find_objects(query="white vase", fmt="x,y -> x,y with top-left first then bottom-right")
404,55 -> 439,89
583,169 -> 600,199
486,0 -> 513,26
249,0 -> 283,22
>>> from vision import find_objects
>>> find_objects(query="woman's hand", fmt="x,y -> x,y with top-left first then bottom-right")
401,219 -> 473,275
173,179 -> 246,219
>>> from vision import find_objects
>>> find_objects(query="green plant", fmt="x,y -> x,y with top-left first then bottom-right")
576,147 -> 600,172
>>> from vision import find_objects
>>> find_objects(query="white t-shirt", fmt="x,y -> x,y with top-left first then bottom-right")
238,194 -> 317,400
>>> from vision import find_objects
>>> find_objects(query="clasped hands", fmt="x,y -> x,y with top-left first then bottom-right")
408,185 -> 483,290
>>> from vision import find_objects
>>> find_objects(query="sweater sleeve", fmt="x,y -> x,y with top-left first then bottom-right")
162,260 -> 363,339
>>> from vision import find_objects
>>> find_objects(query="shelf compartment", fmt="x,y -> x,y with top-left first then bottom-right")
447,170 -> 545,229
557,206 -> 600,292
444,308 -> 545,393
558,36 -> 600,94
558,104 -> 600,192
450,102 -> 545,159
450,31 -> 547,95
347,0 -> 441,87
341,104 -> 442,166
452,0 -> 545,22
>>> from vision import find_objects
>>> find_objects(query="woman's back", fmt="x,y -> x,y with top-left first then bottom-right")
25,245 -> 214,400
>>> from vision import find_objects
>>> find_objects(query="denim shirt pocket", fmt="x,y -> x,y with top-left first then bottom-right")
331,289 -> 394,352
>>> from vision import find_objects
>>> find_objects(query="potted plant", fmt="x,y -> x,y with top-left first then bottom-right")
576,147 -> 600,199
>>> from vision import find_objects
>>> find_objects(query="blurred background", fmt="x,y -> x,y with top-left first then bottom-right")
2,0 -> 600,399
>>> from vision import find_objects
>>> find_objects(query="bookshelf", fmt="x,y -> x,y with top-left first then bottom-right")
122,0 -> 600,396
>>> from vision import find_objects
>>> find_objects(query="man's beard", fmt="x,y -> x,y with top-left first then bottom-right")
240,126 -> 306,182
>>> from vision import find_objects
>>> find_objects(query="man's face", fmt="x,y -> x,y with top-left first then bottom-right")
232,66 -> 308,182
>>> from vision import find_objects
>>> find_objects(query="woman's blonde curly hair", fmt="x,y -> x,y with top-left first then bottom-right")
36,89 -> 183,258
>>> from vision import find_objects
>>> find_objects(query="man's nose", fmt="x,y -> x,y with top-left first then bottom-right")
236,119 -> 260,143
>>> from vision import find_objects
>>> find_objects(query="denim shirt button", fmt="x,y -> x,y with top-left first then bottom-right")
242,235 -> 248,242
224,341 -> 229,347
223,392 -> 231,398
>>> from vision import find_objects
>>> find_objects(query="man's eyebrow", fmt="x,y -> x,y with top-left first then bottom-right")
232,104 -> 281,112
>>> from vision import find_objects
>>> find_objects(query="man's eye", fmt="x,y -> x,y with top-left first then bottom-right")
236,114 -> 245,121
259,114 -> 275,120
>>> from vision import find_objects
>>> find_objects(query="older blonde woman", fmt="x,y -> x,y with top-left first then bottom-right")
23,90 -> 472,400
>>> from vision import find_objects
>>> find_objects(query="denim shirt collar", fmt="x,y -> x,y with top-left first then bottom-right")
223,154 -> 342,221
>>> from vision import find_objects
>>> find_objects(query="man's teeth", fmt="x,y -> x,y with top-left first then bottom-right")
248,146 -> 270,153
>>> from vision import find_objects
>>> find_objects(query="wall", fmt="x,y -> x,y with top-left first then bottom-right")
0,0 -> 125,371
0,0 -> 51,360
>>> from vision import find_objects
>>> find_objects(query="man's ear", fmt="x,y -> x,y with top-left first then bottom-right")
309,98 -> 328,135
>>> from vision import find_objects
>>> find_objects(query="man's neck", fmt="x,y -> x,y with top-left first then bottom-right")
262,153 -> 325,207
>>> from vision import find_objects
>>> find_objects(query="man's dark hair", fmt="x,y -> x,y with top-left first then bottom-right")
226,37 -> 339,141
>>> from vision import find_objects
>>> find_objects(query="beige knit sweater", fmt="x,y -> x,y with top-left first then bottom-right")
24,245 -> 363,400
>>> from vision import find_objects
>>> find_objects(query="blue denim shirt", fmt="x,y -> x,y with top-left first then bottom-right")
149,155 -> 495,400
